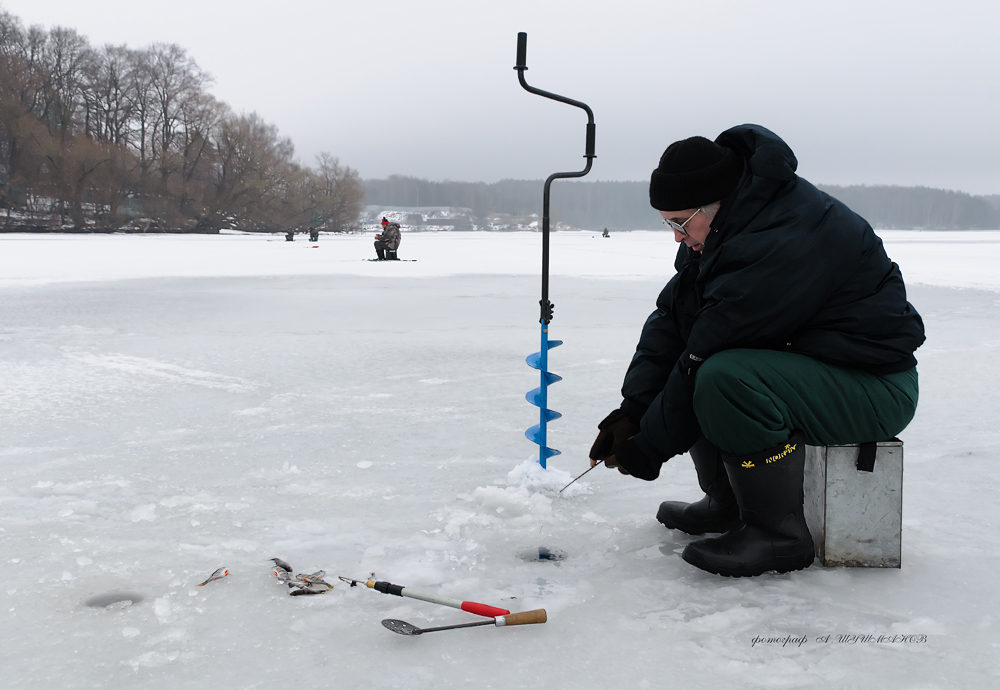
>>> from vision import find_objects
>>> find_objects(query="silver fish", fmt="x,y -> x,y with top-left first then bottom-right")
197,567 -> 229,586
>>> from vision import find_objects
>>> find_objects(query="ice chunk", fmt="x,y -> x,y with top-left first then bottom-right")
130,504 -> 156,522
506,457 -> 574,492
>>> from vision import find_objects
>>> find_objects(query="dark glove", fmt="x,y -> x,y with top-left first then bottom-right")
611,438 -> 661,481
589,408 -> 640,462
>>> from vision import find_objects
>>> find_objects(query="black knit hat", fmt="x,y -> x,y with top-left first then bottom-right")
649,136 -> 744,212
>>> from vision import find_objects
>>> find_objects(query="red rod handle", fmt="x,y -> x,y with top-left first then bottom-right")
462,601 -> 511,617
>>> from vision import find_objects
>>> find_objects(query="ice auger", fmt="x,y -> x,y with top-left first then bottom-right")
514,32 -> 596,468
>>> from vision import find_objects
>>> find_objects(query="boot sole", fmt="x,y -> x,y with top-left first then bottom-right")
680,547 -> 815,578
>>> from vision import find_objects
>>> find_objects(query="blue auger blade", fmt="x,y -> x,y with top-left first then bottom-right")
525,425 -> 562,460
526,323 -> 563,469
524,405 -> 563,422
526,371 -> 562,387
525,424 -> 544,444
525,341 -> 562,370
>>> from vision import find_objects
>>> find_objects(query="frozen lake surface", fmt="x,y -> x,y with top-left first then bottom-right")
1,231 -> 998,688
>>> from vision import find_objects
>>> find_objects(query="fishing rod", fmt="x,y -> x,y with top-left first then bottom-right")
515,31 -> 596,469
382,609 -> 547,636
338,576 -> 510,618
557,459 -> 604,494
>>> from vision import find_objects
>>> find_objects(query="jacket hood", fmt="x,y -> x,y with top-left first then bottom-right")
715,124 -> 798,182
671,124 -> 800,264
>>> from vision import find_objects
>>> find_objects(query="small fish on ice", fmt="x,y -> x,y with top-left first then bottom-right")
197,567 -> 229,586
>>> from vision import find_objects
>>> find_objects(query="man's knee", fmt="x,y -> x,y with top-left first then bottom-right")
692,350 -> 756,416
692,350 -> 791,454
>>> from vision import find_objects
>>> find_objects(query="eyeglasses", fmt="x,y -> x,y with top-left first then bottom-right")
662,208 -> 703,236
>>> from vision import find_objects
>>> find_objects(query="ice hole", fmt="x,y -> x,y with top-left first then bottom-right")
518,546 -> 567,562
84,592 -> 145,609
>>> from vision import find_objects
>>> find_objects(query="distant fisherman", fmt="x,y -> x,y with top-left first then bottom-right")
374,221 -> 401,260
589,125 -> 924,577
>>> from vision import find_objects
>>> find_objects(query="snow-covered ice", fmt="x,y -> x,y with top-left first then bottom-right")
1,230 -> 998,688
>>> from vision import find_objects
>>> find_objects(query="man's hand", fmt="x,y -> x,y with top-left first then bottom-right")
589,408 -> 640,465
609,438 -> 660,481
603,454 -> 630,475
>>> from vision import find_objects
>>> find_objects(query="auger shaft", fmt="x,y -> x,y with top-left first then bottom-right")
515,31 -> 595,468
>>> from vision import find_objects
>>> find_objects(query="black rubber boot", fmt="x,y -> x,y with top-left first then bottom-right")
656,437 -> 740,535
681,433 -> 815,577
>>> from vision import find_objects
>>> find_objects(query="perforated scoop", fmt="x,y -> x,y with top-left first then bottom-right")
382,619 -> 422,636
381,610 -> 547,636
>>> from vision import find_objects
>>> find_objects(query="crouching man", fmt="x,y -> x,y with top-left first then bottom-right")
590,125 -> 924,578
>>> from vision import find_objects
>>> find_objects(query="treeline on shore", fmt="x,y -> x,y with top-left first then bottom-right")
365,176 -> 1000,231
0,8 -> 363,233
816,185 -> 999,231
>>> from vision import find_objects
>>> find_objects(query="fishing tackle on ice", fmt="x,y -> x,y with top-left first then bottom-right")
557,458 -> 604,494
381,608 -> 548,636
514,31 -> 596,468
338,576 -> 510,618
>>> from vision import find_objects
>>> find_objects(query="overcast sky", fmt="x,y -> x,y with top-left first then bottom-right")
4,0 -> 999,194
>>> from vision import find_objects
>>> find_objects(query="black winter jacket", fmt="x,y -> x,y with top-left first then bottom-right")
622,124 -> 925,465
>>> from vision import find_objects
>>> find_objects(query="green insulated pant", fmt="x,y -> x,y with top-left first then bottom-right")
692,349 -> 919,455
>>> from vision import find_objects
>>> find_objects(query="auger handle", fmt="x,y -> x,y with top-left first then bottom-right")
513,30 -> 595,325
496,609 -> 547,626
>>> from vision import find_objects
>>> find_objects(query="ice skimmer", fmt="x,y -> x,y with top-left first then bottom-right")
382,609 -> 548,636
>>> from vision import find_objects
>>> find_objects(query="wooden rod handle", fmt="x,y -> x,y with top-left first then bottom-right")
499,609 -> 547,626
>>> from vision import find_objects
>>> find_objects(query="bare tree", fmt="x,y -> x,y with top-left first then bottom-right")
0,7 -> 363,233
175,90 -> 224,216
311,152 -> 364,232
205,111 -> 296,230
126,46 -> 160,190
38,27 -> 92,141
147,43 -> 209,190
83,44 -> 135,146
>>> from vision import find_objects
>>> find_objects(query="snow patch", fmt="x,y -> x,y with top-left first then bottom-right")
153,597 -> 173,624
506,457 -> 574,492
129,504 -> 157,522
221,540 -> 259,552
471,485 -> 553,521
66,352 -> 255,392
124,650 -> 180,669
